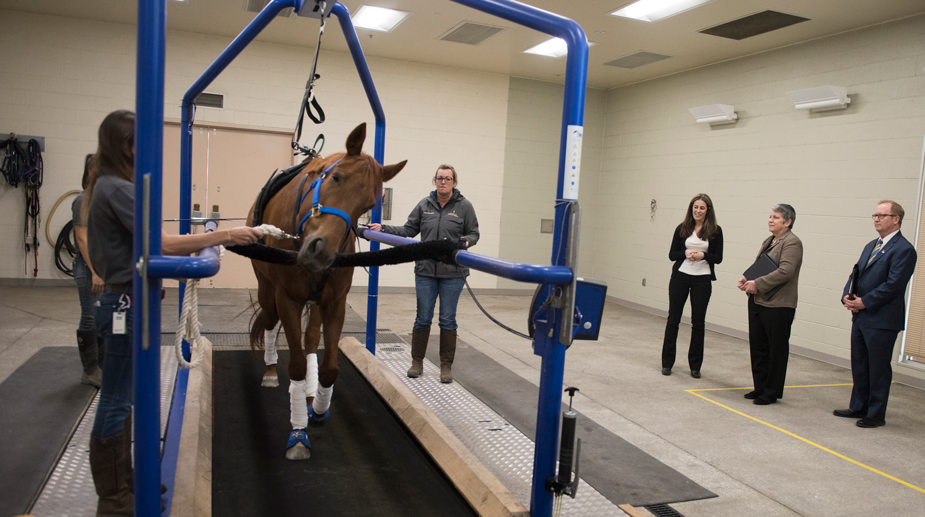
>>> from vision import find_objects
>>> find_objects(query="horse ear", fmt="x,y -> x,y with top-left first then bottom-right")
345,123 -> 366,156
381,160 -> 406,182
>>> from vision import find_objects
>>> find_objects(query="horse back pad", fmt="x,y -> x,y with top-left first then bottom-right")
251,158 -> 314,229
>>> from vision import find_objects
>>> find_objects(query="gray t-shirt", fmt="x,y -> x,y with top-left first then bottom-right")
87,174 -> 134,285
71,192 -> 86,227
71,192 -> 86,259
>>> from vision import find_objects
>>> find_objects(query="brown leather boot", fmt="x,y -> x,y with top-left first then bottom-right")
407,328 -> 429,378
89,431 -> 134,516
439,328 -> 457,384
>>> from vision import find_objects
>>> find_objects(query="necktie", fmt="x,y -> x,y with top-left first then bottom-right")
867,239 -> 882,264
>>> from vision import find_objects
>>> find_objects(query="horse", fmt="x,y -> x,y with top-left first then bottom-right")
247,123 -> 405,460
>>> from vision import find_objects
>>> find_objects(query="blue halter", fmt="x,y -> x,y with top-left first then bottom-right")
295,158 -> 352,239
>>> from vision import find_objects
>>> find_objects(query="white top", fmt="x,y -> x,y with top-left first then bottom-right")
679,232 -> 711,276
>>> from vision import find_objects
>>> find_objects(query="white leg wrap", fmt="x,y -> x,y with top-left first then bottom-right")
264,330 -> 278,366
306,353 -> 319,399
289,379 -> 308,430
313,385 -> 333,414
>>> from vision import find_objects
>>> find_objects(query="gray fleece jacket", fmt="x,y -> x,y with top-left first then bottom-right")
382,188 -> 479,278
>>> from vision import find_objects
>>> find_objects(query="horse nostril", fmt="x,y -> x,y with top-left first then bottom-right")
307,237 -> 326,255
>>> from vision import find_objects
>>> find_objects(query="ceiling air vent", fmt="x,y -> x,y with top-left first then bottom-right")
604,52 -> 672,69
195,92 -> 224,110
700,10 -> 809,40
439,22 -> 506,45
244,0 -> 293,18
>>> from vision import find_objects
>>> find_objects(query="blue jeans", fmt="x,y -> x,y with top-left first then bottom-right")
414,275 -> 466,331
73,255 -> 98,332
92,291 -> 134,439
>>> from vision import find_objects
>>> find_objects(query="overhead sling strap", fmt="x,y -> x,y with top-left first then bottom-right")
292,1 -> 328,157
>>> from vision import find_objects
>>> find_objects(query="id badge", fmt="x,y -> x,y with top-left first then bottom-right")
113,312 -> 126,335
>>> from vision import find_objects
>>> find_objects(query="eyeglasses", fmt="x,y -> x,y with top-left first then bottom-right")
872,214 -> 897,220
435,177 -> 454,183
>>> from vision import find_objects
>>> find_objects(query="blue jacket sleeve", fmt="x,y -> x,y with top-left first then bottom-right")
860,244 -> 917,313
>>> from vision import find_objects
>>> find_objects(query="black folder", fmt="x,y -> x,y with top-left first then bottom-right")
744,253 -> 785,300
847,264 -> 859,299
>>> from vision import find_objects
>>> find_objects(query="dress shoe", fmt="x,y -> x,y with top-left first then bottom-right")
753,396 -> 777,405
833,409 -> 865,418
661,368 -> 671,376
690,370 -> 701,379
856,418 -> 885,428
743,390 -> 759,400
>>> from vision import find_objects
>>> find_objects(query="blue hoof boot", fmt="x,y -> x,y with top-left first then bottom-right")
308,406 -> 330,428
285,429 -> 312,461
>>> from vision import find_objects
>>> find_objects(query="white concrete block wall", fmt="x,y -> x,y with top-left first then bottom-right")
598,14 -> 925,380
498,78 -> 606,290
0,12 -> 136,281
0,9 -> 508,289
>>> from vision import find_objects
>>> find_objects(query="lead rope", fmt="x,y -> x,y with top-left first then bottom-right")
175,224 -> 294,368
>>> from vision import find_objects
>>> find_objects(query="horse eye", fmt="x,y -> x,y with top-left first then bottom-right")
331,173 -> 341,183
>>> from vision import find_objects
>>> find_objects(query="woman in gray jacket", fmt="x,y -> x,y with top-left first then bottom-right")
369,164 -> 479,383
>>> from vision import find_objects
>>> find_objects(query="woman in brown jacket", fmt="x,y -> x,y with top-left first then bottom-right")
738,204 -> 803,405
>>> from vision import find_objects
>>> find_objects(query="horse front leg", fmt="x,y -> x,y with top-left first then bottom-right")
256,275 -> 280,388
309,298 -> 345,428
278,295 -> 312,461
305,306 -> 330,427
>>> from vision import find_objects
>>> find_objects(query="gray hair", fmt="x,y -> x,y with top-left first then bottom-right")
772,204 -> 796,229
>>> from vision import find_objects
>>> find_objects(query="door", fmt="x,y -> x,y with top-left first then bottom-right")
163,122 -> 294,288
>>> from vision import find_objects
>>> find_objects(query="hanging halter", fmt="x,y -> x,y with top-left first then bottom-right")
292,158 -> 352,240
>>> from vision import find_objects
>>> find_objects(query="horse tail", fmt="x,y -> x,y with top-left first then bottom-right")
248,300 -> 266,351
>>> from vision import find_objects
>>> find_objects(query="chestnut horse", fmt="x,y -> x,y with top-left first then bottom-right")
247,123 -> 405,460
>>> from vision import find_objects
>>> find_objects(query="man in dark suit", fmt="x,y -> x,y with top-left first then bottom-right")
836,200 -> 917,428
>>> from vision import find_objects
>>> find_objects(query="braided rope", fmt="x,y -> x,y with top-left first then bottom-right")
175,277 -> 205,369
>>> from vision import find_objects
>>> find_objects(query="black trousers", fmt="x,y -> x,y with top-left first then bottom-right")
747,296 -> 795,399
662,272 -> 712,370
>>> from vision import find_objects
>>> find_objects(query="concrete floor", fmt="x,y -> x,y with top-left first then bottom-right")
2,284 -> 925,517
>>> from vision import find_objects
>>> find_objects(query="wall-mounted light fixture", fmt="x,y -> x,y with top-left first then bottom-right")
786,85 -> 851,112
688,104 -> 737,125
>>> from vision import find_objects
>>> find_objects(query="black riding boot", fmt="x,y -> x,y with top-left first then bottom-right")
407,328 -> 429,378
90,431 -> 134,516
77,330 -> 102,387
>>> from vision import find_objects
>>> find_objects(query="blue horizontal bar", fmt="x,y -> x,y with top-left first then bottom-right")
362,230 -> 572,285
147,252 -> 219,279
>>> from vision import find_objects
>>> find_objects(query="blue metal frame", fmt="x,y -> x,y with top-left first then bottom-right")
136,0 -> 586,516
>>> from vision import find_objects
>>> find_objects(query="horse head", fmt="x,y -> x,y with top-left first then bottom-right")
297,123 -> 406,272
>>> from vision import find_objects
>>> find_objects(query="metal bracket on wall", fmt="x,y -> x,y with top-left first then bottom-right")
3,133 -> 45,152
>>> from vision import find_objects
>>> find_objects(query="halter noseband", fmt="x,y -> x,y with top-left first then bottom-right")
294,158 -> 352,240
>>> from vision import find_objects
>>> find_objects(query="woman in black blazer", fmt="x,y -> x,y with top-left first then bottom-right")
662,194 -> 723,378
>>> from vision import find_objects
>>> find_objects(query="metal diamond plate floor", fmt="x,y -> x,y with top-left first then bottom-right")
31,344 -> 179,517
372,339 -> 623,516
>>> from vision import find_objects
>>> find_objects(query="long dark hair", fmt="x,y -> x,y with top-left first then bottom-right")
679,193 -> 718,240
81,154 -> 94,190
82,110 -> 135,220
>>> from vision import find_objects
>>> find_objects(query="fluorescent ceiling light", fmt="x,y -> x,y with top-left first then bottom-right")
524,37 -> 596,58
610,0 -> 714,23
351,5 -> 411,32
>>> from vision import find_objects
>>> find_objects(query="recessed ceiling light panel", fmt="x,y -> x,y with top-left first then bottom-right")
610,0 -> 714,23
351,5 -> 411,32
524,37 -> 595,58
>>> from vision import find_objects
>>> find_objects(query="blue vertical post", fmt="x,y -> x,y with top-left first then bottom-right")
330,2 -> 387,354
448,2 -> 587,516
135,1 -> 166,516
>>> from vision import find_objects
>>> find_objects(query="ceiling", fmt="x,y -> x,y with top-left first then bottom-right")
3,0 -> 925,89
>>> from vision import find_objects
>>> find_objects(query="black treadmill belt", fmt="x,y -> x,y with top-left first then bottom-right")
0,347 -> 97,516
213,349 -> 477,516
